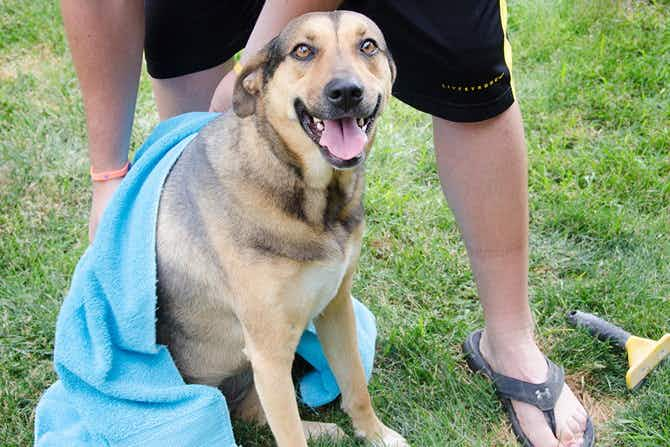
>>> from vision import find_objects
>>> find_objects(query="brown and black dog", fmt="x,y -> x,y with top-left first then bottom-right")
155,11 -> 408,446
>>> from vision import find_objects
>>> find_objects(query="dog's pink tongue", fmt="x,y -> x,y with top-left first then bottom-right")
319,118 -> 367,160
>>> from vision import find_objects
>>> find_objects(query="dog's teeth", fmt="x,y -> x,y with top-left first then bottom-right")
316,122 -> 324,131
357,118 -> 364,127
313,117 -> 322,125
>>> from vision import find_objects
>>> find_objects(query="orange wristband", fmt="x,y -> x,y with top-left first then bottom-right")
90,161 -> 131,182
233,61 -> 243,75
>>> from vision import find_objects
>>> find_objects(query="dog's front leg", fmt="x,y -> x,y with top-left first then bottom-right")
241,313 -> 308,447
314,269 -> 409,447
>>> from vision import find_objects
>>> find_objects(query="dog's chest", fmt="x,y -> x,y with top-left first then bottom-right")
295,244 -> 354,320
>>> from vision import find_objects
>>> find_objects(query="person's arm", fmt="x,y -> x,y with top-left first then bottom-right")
60,0 -> 144,241
209,0 -> 343,112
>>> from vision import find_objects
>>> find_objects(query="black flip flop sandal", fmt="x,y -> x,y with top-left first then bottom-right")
463,330 -> 596,447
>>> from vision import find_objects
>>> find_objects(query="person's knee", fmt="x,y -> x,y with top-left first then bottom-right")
433,102 -> 521,133
432,103 -> 525,159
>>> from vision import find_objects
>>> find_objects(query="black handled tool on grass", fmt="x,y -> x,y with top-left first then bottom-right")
567,310 -> 670,389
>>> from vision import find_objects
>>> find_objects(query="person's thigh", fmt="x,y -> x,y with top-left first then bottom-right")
144,0 -> 263,118
150,60 -> 233,120
342,0 -> 515,123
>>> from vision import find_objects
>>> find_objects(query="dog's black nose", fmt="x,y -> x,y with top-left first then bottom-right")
325,78 -> 364,111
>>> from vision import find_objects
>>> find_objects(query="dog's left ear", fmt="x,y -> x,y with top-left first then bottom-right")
233,38 -> 281,118
386,48 -> 397,84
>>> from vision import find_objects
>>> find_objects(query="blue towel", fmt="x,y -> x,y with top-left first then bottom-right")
35,112 -> 377,447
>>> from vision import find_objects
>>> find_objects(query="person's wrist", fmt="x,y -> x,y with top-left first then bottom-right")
90,160 -> 130,182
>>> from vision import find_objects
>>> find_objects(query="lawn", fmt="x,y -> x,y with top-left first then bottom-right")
1,0 -> 668,446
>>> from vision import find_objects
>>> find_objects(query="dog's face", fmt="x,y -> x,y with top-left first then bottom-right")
233,11 -> 396,174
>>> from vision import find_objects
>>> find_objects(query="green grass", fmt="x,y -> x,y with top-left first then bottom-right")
1,0 -> 669,445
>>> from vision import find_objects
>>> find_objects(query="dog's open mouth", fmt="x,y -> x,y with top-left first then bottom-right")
295,97 -> 380,169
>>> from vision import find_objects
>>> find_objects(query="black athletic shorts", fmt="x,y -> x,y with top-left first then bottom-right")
144,0 -> 515,122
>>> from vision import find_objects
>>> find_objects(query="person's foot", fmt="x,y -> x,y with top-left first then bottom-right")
479,331 -> 589,447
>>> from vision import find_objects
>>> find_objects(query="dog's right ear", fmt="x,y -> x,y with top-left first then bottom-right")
232,52 -> 266,118
233,38 -> 280,118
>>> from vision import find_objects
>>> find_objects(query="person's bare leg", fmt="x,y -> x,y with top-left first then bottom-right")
60,0 -> 145,241
150,58 -> 234,121
433,103 -> 588,447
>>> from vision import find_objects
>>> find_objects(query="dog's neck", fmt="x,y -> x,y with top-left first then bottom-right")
245,115 -> 365,233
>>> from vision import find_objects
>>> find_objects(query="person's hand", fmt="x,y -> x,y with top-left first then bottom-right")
209,70 -> 237,112
89,177 -> 123,242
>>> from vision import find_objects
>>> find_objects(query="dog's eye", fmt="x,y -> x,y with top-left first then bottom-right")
360,39 -> 378,56
292,44 -> 315,61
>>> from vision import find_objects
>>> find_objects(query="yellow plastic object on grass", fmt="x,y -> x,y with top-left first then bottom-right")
567,310 -> 669,390
625,334 -> 670,389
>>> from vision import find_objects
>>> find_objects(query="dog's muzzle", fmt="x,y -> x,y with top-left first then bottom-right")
295,93 -> 381,170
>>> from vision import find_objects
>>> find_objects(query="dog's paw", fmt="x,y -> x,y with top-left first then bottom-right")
378,429 -> 410,447
302,421 -> 348,442
361,425 -> 409,447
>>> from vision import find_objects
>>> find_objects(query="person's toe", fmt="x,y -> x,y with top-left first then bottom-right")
512,401 -> 558,447
574,412 -> 587,432
562,416 -> 583,442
